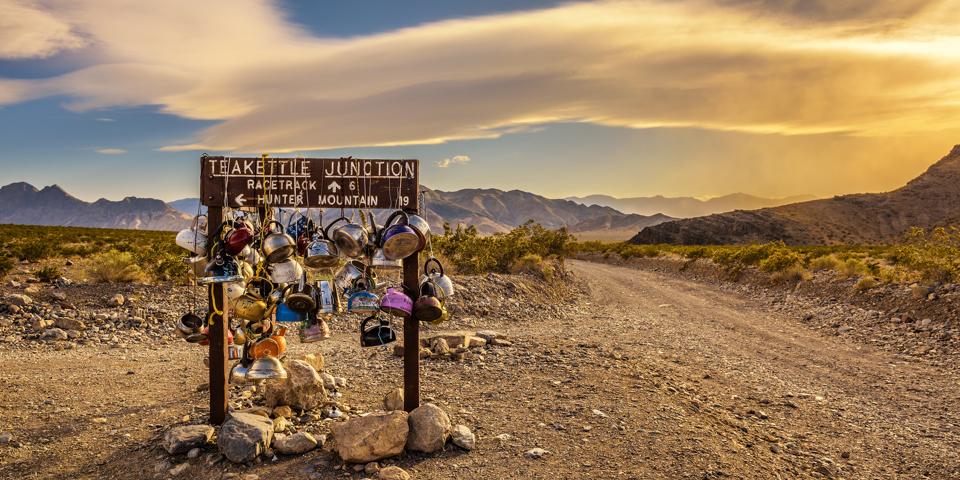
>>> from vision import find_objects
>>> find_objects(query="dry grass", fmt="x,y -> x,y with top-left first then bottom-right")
770,267 -> 812,283
855,277 -> 878,292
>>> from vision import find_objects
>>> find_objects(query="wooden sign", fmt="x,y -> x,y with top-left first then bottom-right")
200,156 -> 419,209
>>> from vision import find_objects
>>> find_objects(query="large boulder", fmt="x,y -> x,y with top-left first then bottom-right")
163,425 -> 214,454
40,328 -> 67,341
4,294 -> 32,306
423,331 -> 474,349
218,413 -> 273,463
55,317 -> 86,331
263,360 -> 326,411
406,403 -> 451,453
329,411 -> 409,463
273,432 -> 319,455
297,353 -> 324,372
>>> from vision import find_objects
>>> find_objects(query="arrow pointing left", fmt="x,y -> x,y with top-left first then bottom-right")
235,194 -> 246,206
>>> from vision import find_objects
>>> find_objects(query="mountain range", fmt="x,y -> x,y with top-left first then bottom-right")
631,145 -> 960,246
0,182 -> 192,230
566,192 -> 818,218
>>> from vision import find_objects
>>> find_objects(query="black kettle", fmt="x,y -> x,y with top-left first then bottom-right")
360,315 -> 397,347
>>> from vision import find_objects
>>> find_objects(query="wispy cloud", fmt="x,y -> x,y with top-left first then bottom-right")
437,155 -> 471,168
96,118 -> 114,122
96,148 -> 126,154
1,0 -> 958,153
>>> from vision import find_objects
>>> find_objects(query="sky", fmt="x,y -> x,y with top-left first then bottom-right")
1,0 -> 959,203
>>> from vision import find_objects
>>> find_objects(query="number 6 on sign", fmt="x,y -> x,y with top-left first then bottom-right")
350,181 -> 356,191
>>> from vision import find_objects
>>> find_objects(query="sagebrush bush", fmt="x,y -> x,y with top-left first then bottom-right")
13,240 -> 58,262
759,248 -> 803,272
892,227 -> 960,283
34,266 -> 63,283
855,277 -> 878,292
433,220 -> 574,275
808,255 -> 841,270
0,255 -> 13,280
87,249 -> 142,283
838,258 -> 873,278
770,267 -> 811,283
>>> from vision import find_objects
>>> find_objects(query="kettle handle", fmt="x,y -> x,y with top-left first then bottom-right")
190,214 -> 206,232
324,216 -> 350,239
368,212 -> 380,244
360,314 -> 377,333
424,257 -> 443,277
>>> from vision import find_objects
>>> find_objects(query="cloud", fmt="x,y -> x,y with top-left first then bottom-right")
96,148 -> 126,154
0,0 -> 86,59
1,0 -> 959,153
96,118 -> 114,121
437,155 -> 471,168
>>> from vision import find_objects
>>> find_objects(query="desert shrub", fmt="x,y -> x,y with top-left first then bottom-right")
855,277 -> 878,292
510,253 -> 543,273
837,258 -> 873,278
711,249 -> 737,266
433,220 -> 575,275
34,266 -> 63,283
891,227 -> 960,284
59,244 -> 100,258
87,249 -> 142,283
759,248 -> 803,272
770,267 -> 812,283
12,239 -> 59,262
808,255 -> 841,271
682,246 -> 712,260
0,255 -> 13,280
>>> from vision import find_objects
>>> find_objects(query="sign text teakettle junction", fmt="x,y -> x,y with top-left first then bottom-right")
201,156 -> 419,209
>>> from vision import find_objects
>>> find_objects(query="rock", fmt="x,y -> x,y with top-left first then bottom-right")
24,286 -> 40,295
475,330 -> 502,341
55,317 -> 86,331
164,425 -> 215,454
107,294 -> 124,307
384,388 -> 404,411
273,432 -> 318,455
273,416 -> 290,433
0,433 -> 12,443
169,462 -> 189,476
297,353 -> 324,372
393,343 -> 404,357
406,403 -> 452,453
40,328 -> 68,341
5,280 -> 20,288
218,413 -> 274,463
263,360 -> 327,411
187,448 -> 201,459
319,372 -> 336,390
524,448 -> 549,459
451,425 -> 475,450
814,463 -> 837,477
365,462 -> 380,475
378,466 -> 411,480
4,294 -> 32,306
468,336 -> 487,348
334,377 -> 347,387
50,292 -> 66,301
329,411 -> 409,463
490,338 -> 513,347
424,331 -> 473,349
419,348 -> 431,358
273,406 -> 293,418
838,325 -> 853,333
431,338 -> 450,355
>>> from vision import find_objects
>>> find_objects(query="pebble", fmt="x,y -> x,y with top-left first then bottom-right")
187,448 -> 200,459
523,448 -> 549,459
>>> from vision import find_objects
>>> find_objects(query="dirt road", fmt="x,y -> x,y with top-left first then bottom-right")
2,260 -> 958,479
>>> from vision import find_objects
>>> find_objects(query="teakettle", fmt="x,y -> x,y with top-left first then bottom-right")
379,210 -> 420,260
380,285 -> 413,318
334,260 -> 368,291
329,216 -> 369,259
261,220 -> 297,263
347,277 -> 380,314
303,223 -> 340,268
317,279 -> 342,314
268,257 -> 303,284
223,222 -> 253,256
284,273 -> 317,314
420,257 -> 454,298
245,354 -> 287,381
200,253 -> 243,285
274,302 -> 308,324
175,215 -> 208,255
413,279 -> 446,323
360,315 -> 397,347
407,213 -> 431,253
182,255 -> 209,277
232,288 -> 269,321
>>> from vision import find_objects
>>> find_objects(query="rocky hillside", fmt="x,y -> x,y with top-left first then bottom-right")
0,183 -> 192,231
567,213 -> 674,241
630,145 -> 960,245
568,192 -> 817,218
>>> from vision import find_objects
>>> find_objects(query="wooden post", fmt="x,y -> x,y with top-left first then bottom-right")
402,242 -> 420,413
206,207 -> 229,425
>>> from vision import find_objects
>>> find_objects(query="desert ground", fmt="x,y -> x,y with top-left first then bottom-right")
1,258 -> 958,479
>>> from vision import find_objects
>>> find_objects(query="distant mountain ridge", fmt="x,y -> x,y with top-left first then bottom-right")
0,182 -> 192,231
630,145 -> 960,246
566,192 -> 818,218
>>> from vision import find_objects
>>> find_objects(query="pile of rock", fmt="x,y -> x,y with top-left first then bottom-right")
392,330 -> 510,361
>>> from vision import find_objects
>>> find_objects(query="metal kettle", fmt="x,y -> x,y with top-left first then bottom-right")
329,216 -> 369,260
420,257 -> 454,298
360,315 -> 397,347
379,210 -> 420,260
303,222 -> 340,268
